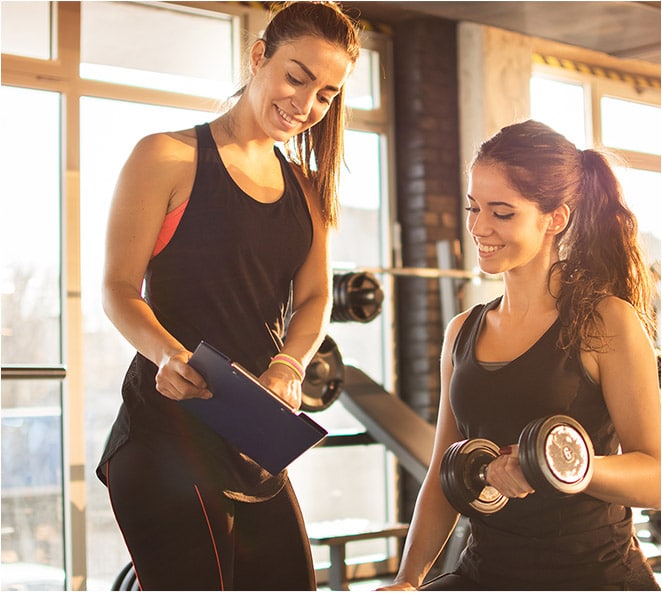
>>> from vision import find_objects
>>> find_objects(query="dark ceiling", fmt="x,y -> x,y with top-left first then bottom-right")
342,1 -> 661,65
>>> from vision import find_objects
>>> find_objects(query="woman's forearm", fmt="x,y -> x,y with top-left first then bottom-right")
393,480 -> 461,588
282,293 -> 331,367
102,280 -> 187,366
586,452 -> 661,509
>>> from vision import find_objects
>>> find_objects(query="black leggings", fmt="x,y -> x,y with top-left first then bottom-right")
106,431 -> 315,591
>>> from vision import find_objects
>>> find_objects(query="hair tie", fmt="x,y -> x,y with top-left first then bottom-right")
269,353 -> 305,381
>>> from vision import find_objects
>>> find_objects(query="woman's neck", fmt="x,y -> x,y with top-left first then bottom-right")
500,256 -> 561,318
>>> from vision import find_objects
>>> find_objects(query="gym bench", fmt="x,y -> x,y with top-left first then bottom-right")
307,518 -> 409,591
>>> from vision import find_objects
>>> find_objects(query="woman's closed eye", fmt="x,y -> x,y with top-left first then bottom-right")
493,212 -> 515,220
464,206 -> 515,220
287,73 -> 303,86
287,73 -> 333,105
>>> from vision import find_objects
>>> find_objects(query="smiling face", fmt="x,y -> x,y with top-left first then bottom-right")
246,35 -> 353,143
466,162 -> 568,276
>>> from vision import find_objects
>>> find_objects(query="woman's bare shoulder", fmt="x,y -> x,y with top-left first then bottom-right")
595,295 -> 641,332
132,127 -> 198,159
116,127 -> 201,210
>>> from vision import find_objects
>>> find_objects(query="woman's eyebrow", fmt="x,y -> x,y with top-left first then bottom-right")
291,59 -> 340,92
466,194 -> 515,208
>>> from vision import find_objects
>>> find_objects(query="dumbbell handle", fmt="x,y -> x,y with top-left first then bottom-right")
477,464 -> 489,485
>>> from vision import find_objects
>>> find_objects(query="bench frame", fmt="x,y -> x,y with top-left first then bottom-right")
308,521 -> 409,591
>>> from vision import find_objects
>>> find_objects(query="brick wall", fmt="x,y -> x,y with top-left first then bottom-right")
392,16 -> 461,520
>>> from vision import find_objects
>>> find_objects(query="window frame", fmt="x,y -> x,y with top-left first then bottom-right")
532,60 -> 660,173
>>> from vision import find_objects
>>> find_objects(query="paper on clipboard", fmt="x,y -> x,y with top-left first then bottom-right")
181,341 -> 328,474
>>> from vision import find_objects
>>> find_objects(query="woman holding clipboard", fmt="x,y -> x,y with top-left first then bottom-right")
96,3 -> 361,589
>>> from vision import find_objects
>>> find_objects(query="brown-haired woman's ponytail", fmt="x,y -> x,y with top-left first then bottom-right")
264,1 -> 361,228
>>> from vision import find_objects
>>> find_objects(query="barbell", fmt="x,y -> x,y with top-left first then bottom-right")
300,266 -> 498,411
329,266 -> 500,325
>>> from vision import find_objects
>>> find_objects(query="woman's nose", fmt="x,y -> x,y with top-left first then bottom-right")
291,90 -> 315,116
468,212 -> 489,236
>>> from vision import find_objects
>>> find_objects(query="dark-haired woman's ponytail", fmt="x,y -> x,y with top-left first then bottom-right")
557,148 -> 656,349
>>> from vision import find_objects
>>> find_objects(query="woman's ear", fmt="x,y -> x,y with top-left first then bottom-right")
547,203 -> 571,235
249,40 -> 267,75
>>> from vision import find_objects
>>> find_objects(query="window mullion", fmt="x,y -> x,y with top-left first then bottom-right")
57,1 -> 88,590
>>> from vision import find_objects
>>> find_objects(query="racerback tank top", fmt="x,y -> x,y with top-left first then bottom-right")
97,123 -> 314,501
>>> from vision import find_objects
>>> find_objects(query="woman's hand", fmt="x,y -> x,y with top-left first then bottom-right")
484,445 -> 535,499
258,364 -> 303,410
155,350 -> 213,401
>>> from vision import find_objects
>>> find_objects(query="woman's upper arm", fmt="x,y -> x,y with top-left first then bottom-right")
103,134 -> 185,293
592,297 -> 660,458
289,167 -> 332,309
428,312 -> 469,474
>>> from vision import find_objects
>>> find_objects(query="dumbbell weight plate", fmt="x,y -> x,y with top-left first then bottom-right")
440,438 -> 509,517
331,272 -> 384,323
300,335 -> 345,412
518,414 -> 594,495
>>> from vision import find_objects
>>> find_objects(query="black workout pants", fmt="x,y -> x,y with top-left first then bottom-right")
106,431 -> 315,591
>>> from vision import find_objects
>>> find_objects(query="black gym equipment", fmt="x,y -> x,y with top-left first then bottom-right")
331,272 -> 384,323
340,366 -> 436,483
440,414 -> 595,517
111,562 -> 138,591
295,271 -> 383,412
301,335 -> 345,412
440,438 -> 508,516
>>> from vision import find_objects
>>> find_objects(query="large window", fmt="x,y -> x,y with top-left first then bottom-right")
80,1 -> 239,97
80,97 -> 213,585
531,66 -> 661,344
1,2 -> 395,589
1,85 -> 66,590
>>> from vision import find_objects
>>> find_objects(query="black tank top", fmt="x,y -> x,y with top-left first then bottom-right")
450,298 -> 656,589
97,123 -> 314,501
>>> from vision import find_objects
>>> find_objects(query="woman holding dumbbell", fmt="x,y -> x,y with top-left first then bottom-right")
383,120 -> 660,590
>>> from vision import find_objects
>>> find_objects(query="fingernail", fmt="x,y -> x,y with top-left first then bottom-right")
499,446 -> 513,456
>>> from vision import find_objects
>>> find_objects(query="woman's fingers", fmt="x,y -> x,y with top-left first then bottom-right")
155,351 -> 212,400
486,444 -> 535,499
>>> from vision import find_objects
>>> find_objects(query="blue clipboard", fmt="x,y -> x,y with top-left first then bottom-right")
181,341 -> 328,474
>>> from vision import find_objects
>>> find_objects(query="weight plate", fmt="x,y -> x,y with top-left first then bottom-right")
301,335 -> 345,412
519,415 -> 594,495
331,272 -> 384,323
440,438 -> 508,517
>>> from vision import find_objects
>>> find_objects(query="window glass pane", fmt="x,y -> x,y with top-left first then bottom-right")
288,444 -> 396,570
1,381 -> 64,591
615,166 -> 661,347
1,86 -> 62,366
530,76 -> 588,148
80,97 -> 213,587
602,97 -> 661,155
1,1 -> 52,60
346,48 -> 381,110
80,2 -> 238,97
312,129 -> 395,567
331,130 -> 386,380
